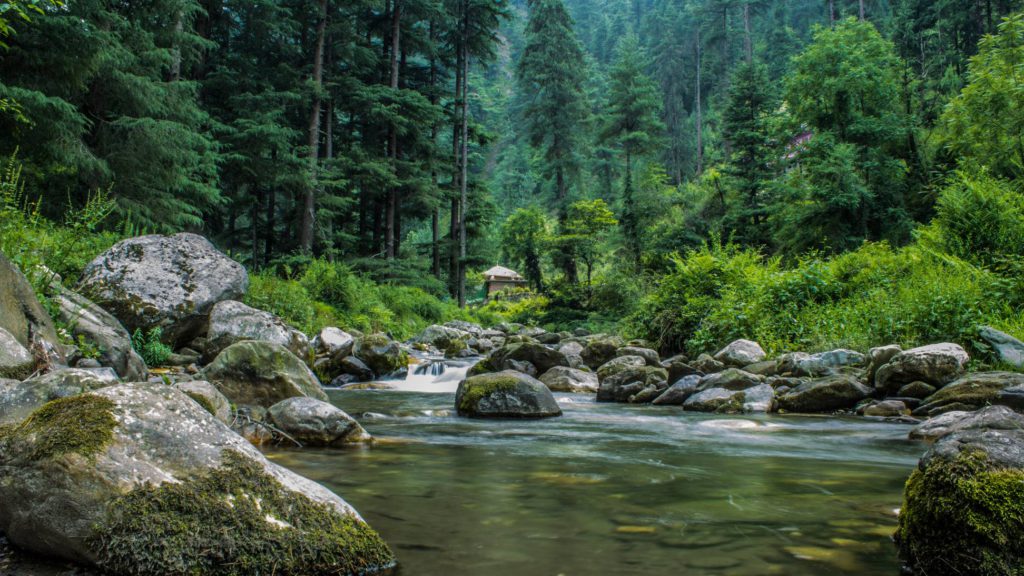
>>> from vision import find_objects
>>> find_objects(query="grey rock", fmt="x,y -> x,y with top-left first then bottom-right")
174,380 -> 232,423
77,233 -> 248,348
697,368 -> 762,391
909,405 -> 1024,442
0,382 -> 392,571
744,360 -> 778,376
267,397 -> 371,446
205,300 -> 310,363
53,287 -> 147,381
339,356 -> 374,382
898,381 -> 937,399
742,384 -> 776,413
863,400 -> 909,417
661,354 -> 699,383
581,334 -> 625,369
979,326 -> 1024,368
616,346 -> 660,366
202,340 -> 328,408
455,370 -> 562,419
538,367 -> 599,393
312,327 -> 355,358
0,327 -> 34,380
596,355 -> 646,381
692,353 -> 726,374
914,372 -> 1024,417
353,334 -> 408,377
778,375 -> 873,413
0,368 -> 116,425
596,366 -> 669,403
867,344 -> 902,385
875,343 -> 969,393
683,388 -> 745,413
0,253 -> 63,364
713,339 -> 766,367
652,375 -> 702,405
790,349 -> 866,377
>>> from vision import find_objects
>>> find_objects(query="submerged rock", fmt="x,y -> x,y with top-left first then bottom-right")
0,382 -> 395,575
202,340 -> 328,408
204,300 -> 311,363
909,405 -> 1024,442
538,367 -> 599,393
875,343 -> 969,394
267,397 -> 371,446
455,370 -> 562,419
77,233 -> 248,348
713,339 -> 766,367
53,287 -> 147,381
896,428 -> 1024,575
777,375 -> 872,413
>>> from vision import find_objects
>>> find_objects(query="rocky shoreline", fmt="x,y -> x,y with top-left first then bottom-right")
0,232 -> 1022,575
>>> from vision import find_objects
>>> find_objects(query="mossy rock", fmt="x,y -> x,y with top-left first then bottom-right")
353,334 -> 408,378
915,372 -> 1024,417
0,382 -> 395,574
202,340 -> 328,408
896,429 -> 1024,575
455,370 -> 562,419
776,374 -> 872,413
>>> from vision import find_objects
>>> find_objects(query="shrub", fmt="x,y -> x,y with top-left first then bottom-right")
131,328 -> 172,367
929,169 -> 1024,266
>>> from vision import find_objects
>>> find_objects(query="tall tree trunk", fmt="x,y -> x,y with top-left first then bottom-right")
458,30 -> 469,308
385,0 -> 402,260
829,0 -> 835,25
300,0 -> 328,254
449,20 -> 464,299
695,27 -> 703,176
251,185 -> 261,271
859,0 -> 865,20
171,10 -> 184,81
743,3 -> 753,64
429,20 -> 442,280
265,185 -> 275,268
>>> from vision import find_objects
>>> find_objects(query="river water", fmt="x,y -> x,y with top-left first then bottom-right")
263,360 -> 924,576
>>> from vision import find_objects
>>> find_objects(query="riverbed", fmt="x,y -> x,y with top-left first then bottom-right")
264,366 -> 923,576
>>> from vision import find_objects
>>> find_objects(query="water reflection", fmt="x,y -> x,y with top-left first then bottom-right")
264,388 -> 922,576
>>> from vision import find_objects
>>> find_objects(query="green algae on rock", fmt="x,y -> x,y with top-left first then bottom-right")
455,370 -> 562,419
0,394 -> 117,462
896,429 -> 1024,576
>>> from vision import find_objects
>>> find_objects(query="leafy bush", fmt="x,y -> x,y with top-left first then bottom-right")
131,328 -> 172,367
925,169 -> 1024,266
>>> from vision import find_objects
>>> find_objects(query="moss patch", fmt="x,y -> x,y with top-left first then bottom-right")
457,373 -> 521,414
0,395 -> 117,462
896,449 -> 1024,575
183,391 -> 217,417
91,450 -> 395,576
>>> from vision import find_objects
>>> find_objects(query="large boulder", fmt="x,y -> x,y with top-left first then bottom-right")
652,375 -> 701,406
77,233 -> 248,348
896,428 -> 1024,576
697,368 -> 761,391
0,253 -> 63,363
581,335 -> 625,369
596,355 -> 647,381
615,347 -> 660,366
682,383 -> 775,414
713,339 -> 766,367
875,343 -> 969,393
781,349 -> 866,377
538,367 -> 599,393
353,334 -> 409,378
660,355 -> 699,383
0,327 -> 34,380
914,372 -> 1024,417
312,327 -> 355,359
52,286 -> 147,381
596,366 -> 669,403
412,324 -> 471,355
777,375 -> 873,413
455,371 -> 562,419
0,368 -> 117,425
480,342 -> 569,376
267,397 -> 371,446
979,326 -> 1024,369
866,344 -> 902,385
0,383 -> 395,574
202,340 -> 328,408
174,380 -> 232,424
204,300 -> 310,363
909,406 -> 1024,442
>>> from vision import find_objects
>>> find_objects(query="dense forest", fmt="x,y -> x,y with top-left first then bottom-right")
1,0 -> 1023,356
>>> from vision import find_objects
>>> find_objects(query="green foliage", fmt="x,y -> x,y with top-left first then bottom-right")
500,207 -> 550,291
91,450 -> 396,576
943,13 -> 1024,179
0,0 -> 61,47
556,198 -> 617,288
627,238 -> 1018,357
131,328 -> 172,368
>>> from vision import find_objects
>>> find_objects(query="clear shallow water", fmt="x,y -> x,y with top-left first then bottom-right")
264,387 -> 925,576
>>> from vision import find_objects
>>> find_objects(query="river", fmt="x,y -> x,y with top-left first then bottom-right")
263,359 -> 923,576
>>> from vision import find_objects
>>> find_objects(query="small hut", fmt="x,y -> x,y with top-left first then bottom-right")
483,265 -> 528,299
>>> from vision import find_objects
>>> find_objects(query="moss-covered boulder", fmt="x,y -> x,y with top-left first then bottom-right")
353,334 -> 409,378
455,370 -> 562,419
204,300 -> 311,364
580,334 -> 625,369
777,374 -> 872,413
475,342 -> 570,377
896,428 -> 1024,575
267,397 -> 372,446
77,233 -> 248,348
202,340 -> 328,408
596,355 -> 647,381
0,382 -> 394,575
909,406 -> 1024,442
174,380 -> 232,423
0,368 -> 118,426
914,372 -> 1024,417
